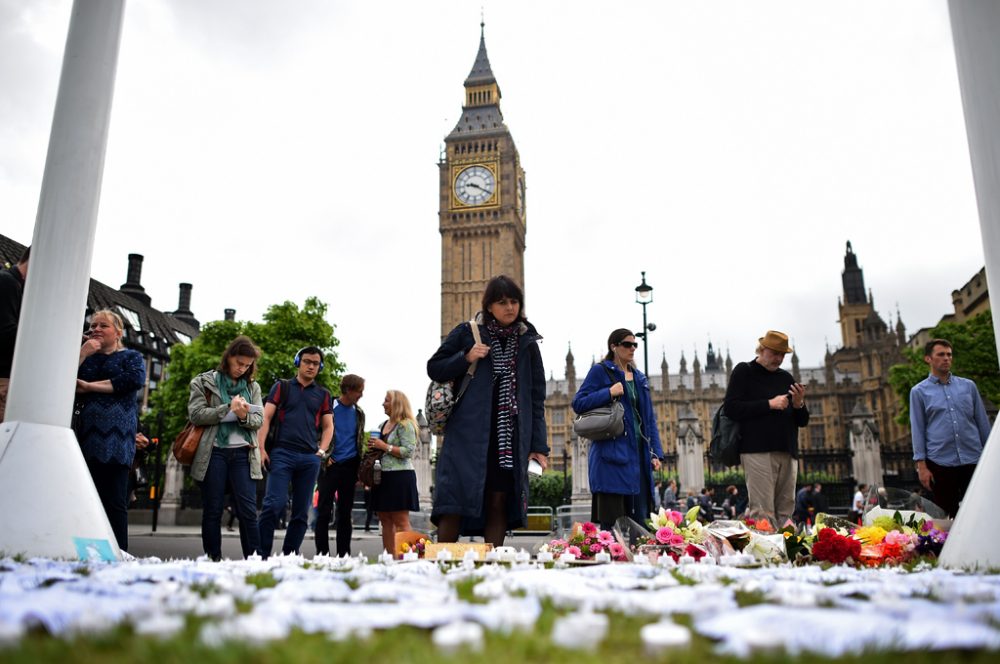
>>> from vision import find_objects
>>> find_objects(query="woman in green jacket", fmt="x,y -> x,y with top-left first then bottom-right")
188,335 -> 264,560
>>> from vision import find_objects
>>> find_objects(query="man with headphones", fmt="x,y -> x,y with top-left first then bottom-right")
256,346 -> 334,558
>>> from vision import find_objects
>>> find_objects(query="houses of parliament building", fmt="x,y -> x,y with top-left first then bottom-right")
437,27 -> 926,492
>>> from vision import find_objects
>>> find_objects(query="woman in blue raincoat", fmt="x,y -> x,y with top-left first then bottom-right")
573,328 -> 664,530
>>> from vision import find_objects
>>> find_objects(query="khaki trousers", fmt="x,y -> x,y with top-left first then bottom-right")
741,451 -> 797,526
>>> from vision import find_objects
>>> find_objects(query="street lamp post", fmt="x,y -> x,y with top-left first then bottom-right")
634,272 -> 655,377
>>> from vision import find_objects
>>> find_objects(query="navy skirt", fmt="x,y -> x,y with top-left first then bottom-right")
372,469 -> 419,512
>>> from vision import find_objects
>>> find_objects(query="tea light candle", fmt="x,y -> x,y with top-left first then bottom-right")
402,551 -> 419,562
594,551 -> 612,563
633,553 -> 650,565
515,549 -> 531,563
379,550 -> 394,565
536,551 -> 553,563
677,554 -> 695,565
485,550 -> 500,563
463,549 -> 478,562
496,546 -> 517,563
657,554 -> 676,568
436,549 -> 454,562
559,552 -> 577,563
640,621 -> 691,655
700,555 -> 716,565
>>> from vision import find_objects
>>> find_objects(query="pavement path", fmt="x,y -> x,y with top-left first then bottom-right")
127,523 -> 550,561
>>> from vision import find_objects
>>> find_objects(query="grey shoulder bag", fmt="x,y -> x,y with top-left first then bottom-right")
572,365 -> 626,441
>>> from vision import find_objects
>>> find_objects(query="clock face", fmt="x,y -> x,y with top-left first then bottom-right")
516,177 -> 525,216
455,165 -> 496,205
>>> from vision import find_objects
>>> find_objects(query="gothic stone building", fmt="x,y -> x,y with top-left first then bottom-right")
545,242 -> 915,491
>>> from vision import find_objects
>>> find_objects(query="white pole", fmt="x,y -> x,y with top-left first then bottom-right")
0,0 -> 126,561
4,0 -> 125,425
939,0 -> 1000,569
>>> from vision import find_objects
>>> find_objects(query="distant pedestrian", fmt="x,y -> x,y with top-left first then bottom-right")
850,484 -> 867,523
792,484 -> 815,525
698,487 -> 716,522
721,484 -> 740,519
662,479 -> 678,510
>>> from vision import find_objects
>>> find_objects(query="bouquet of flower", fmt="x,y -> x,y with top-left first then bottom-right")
630,507 -> 709,562
810,527 -> 862,565
398,537 -> 427,558
545,522 -> 628,561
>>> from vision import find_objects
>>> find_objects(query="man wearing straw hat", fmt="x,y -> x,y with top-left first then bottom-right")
723,330 -> 809,526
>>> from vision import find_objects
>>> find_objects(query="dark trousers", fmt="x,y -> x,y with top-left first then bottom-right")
200,446 -> 260,560
926,459 -> 978,518
259,447 -> 320,557
85,458 -> 130,551
315,455 -> 360,556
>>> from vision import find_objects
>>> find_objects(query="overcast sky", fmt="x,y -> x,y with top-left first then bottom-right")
1,0 -> 987,416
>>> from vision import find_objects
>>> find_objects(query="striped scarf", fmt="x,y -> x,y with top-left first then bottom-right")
487,319 -> 519,470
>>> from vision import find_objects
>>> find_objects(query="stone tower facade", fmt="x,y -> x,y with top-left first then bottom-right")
438,25 -> 527,337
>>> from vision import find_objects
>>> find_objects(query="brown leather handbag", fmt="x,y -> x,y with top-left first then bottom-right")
171,387 -> 210,466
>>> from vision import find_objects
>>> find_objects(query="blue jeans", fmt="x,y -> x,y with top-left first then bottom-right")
258,447 -> 320,557
200,446 -> 260,559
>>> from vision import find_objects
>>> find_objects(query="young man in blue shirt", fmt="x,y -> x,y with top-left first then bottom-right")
314,373 -> 366,557
910,338 -> 992,517
257,347 -> 333,558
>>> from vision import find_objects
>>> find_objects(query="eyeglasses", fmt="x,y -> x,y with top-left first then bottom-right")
618,341 -> 640,349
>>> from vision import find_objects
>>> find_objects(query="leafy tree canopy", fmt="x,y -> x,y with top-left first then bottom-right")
888,310 -> 999,424
146,297 -> 343,442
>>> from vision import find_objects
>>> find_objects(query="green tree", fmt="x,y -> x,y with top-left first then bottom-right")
147,297 -> 343,445
888,310 -> 999,424
529,472 -> 571,510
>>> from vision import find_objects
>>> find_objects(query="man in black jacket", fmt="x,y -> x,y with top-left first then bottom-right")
0,246 -> 29,422
723,330 -> 809,526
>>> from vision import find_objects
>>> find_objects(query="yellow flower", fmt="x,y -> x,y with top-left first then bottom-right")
854,525 -> 887,545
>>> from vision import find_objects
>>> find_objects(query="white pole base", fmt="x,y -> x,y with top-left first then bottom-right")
938,424 -> 999,570
0,421 -> 122,561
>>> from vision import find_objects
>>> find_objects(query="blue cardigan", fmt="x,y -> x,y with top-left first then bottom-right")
572,360 -> 663,497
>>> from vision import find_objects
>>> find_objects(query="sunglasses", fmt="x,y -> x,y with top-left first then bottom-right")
618,341 -> 640,349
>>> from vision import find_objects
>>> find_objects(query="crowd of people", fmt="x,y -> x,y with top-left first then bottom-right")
2,253 -> 994,558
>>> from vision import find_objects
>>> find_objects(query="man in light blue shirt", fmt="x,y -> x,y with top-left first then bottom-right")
910,338 -> 992,517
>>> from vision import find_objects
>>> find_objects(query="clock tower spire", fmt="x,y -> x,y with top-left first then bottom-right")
438,24 -> 527,337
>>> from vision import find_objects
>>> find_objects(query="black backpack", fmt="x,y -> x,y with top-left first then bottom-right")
709,405 -> 741,467
263,379 -> 291,453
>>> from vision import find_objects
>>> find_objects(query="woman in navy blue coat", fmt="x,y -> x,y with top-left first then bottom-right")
572,328 -> 664,530
427,275 -> 548,547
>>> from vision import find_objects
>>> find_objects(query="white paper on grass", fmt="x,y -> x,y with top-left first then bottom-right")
1,556 -> 1000,655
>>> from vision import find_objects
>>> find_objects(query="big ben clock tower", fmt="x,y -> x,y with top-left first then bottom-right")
439,24 -> 527,337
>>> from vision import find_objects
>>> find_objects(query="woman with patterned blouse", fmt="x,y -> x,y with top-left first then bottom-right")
76,309 -> 146,551
369,390 -> 420,555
